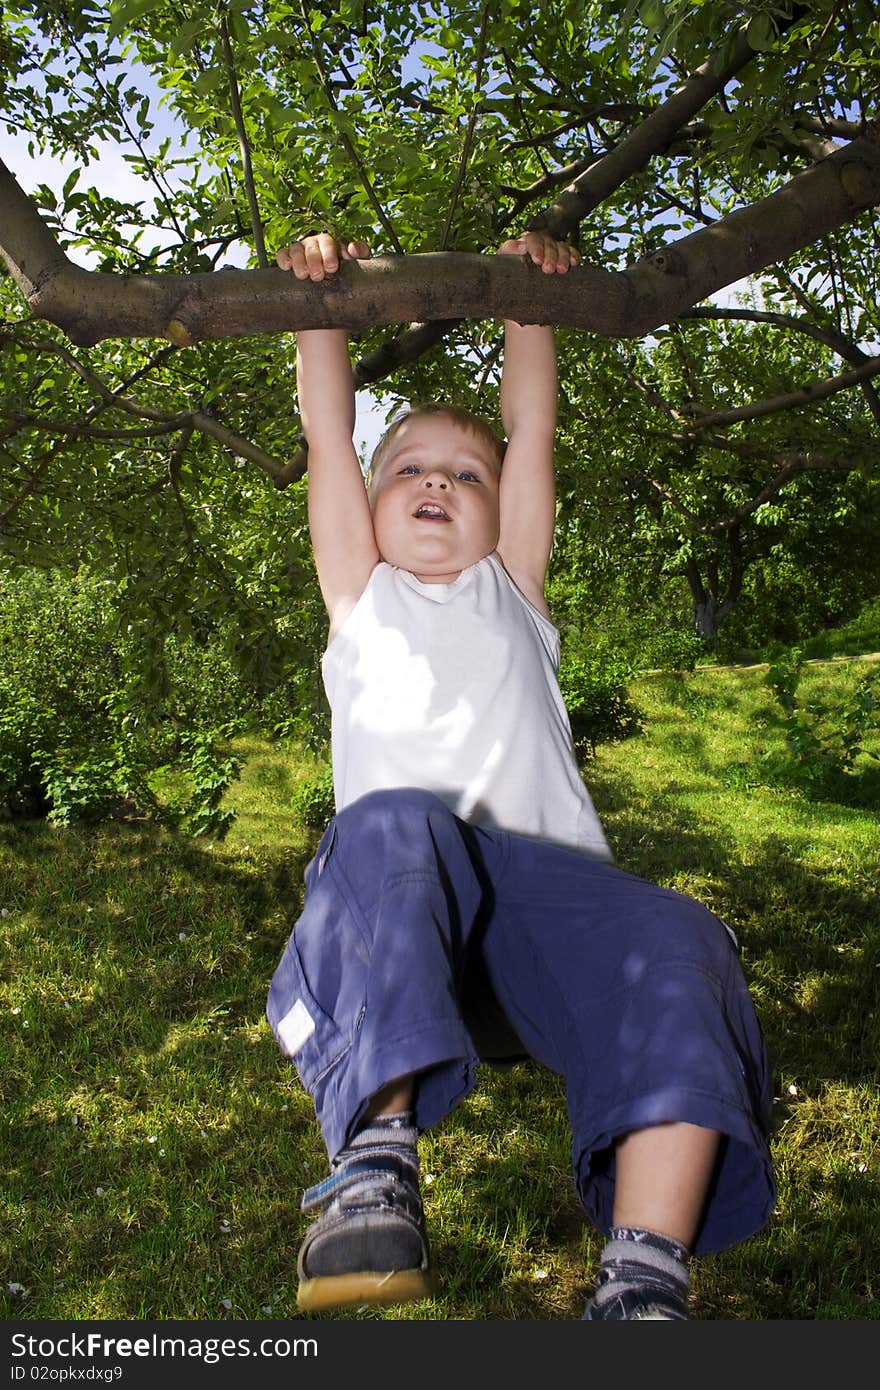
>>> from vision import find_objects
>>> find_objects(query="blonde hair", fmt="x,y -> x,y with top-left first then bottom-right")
367,403 -> 506,493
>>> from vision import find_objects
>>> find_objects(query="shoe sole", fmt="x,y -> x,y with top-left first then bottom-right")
297,1268 -> 433,1312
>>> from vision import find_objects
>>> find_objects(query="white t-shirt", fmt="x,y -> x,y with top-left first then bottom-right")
321,553 -> 612,861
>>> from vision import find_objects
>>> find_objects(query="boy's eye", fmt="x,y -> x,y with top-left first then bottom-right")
456,470 -> 479,483
398,464 -> 421,475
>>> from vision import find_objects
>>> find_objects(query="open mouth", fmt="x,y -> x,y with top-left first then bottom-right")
413,502 -> 450,521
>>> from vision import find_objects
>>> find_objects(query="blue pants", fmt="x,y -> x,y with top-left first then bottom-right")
267,789 -> 775,1254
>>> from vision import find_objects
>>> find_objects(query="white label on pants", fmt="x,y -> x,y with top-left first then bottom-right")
276,998 -> 316,1055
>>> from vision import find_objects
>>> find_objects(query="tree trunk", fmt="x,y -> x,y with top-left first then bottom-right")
685,526 -> 745,644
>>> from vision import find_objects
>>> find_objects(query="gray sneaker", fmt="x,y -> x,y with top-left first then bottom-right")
583,1287 -> 688,1319
296,1123 -> 431,1312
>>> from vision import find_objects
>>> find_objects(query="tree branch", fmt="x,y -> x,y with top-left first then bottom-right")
676,353 -> 880,432
64,28 -> 189,245
499,155 -> 600,222
3,333 -> 292,484
167,424 -> 197,543
354,320 -> 458,385
440,3 -> 490,251
645,444 -> 871,535
678,303 -> 880,424
3,134 -> 880,346
187,409 -> 292,479
219,9 -> 268,268
0,336 -> 183,530
678,304 -> 870,362
527,21 -> 782,237
0,455 -> 57,534
0,413 -> 184,439
297,1 -> 403,254
502,107 -> 644,153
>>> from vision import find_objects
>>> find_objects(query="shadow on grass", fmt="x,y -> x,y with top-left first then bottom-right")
587,763 -> 879,1081
582,758 -> 879,1319
0,818 -> 325,1319
2,824 -> 310,1061
2,775 -> 878,1319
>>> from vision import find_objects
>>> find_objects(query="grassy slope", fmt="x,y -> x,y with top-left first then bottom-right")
1,668 -> 877,1321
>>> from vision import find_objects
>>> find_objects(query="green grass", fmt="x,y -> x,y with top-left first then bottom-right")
1,666 -> 878,1321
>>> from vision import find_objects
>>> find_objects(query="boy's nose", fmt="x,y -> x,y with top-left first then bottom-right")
423,471 -> 449,490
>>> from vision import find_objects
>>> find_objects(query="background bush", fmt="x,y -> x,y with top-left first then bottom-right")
760,648 -> 880,800
558,642 -> 643,758
0,569 -> 245,832
291,763 -> 335,830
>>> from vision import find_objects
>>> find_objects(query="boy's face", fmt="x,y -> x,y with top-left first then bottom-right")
370,414 -> 501,583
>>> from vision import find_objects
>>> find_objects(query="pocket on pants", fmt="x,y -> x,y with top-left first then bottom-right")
267,929 -> 351,1091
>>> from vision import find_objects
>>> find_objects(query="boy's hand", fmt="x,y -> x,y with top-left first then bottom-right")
276,232 -> 371,281
498,232 -> 580,274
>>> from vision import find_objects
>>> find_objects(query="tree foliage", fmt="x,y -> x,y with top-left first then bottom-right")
1,0 -> 878,691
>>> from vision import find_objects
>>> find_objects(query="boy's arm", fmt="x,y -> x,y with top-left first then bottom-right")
495,233 -> 578,616
277,234 -> 380,634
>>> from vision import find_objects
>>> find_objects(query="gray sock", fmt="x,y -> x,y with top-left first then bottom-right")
340,1109 -> 418,1164
587,1225 -> 690,1319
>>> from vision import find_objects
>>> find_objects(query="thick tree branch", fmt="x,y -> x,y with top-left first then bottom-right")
683,525 -> 743,634
501,111 -> 838,232
796,114 -> 864,143
527,23 -> 782,237
499,156 -> 598,213
353,320 -> 458,385
4,137 -> 880,347
187,409 -> 290,478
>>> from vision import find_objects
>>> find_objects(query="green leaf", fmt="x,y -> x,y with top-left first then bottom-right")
638,0 -> 665,31
192,67 -> 226,96
746,14 -> 776,52
168,20 -> 205,56
62,167 -> 82,200
108,0 -> 167,39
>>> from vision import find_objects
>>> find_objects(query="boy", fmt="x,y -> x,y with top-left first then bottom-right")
268,230 -> 775,1319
